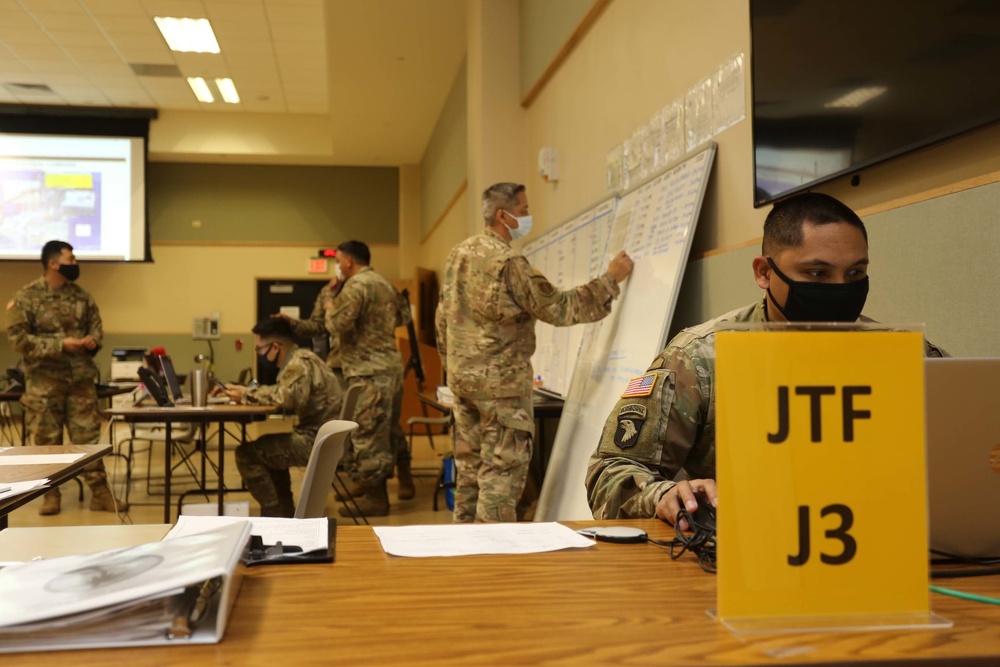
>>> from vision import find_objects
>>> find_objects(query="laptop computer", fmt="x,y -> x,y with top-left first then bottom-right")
159,355 -> 231,405
926,357 -> 1000,559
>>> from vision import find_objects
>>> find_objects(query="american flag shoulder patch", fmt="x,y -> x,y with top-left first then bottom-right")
621,373 -> 656,398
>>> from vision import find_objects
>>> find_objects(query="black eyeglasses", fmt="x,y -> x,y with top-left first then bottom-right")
254,342 -> 274,355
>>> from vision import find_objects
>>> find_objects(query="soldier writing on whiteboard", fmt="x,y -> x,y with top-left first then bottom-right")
586,193 -> 945,527
436,182 -> 634,523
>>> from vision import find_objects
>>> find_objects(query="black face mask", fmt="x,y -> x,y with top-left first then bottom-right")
766,258 -> 869,323
58,263 -> 80,282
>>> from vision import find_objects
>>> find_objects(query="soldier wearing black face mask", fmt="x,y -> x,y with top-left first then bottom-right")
586,192 -> 947,527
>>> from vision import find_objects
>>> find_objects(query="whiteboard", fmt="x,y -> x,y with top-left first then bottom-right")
536,143 -> 717,520
522,198 -> 617,397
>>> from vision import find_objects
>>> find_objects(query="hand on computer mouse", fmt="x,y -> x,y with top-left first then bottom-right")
656,478 -> 717,531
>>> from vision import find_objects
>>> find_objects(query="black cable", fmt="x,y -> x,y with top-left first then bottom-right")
930,549 -> 1000,566
931,567 -> 1000,579
649,507 -> 717,574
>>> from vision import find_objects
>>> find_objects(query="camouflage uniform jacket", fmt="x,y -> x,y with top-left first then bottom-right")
436,229 -> 620,400
6,276 -> 103,382
290,282 -> 342,370
324,266 -> 408,378
242,346 -> 342,438
586,298 -> 948,519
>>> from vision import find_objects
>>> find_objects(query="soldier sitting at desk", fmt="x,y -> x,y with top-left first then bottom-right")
219,318 -> 342,517
586,192 -> 945,528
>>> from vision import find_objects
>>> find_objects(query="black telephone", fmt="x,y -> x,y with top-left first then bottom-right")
137,367 -> 174,407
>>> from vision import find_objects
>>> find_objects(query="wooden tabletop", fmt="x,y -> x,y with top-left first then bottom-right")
104,404 -> 277,423
0,445 -> 112,523
4,519 -> 1000,665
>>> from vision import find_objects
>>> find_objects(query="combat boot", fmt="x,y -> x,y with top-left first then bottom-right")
338,479 -> 389,518
396,459 -> 415,501
38,488 -> 61,516
334,479 -> 366,502
89,484 -> 128,512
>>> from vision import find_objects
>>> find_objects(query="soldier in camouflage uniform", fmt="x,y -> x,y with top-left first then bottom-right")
5,240 -> 127,515
222,317 -> 342,517
280,275 -> 416,501
325,240 -> 411,517
587,193 -> 946,527
436,183 -> 634,523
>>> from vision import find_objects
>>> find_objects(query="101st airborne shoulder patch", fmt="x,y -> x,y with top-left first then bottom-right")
614,403 -> 647,449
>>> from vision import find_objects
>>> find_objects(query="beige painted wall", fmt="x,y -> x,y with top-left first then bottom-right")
420,60 -> 468,237
519,0 -> 595,98
418,189 -> 470,278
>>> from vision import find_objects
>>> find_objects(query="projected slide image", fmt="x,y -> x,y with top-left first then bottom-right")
0,170 -> 102,251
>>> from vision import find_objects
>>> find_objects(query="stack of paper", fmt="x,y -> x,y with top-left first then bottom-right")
0,479 -> 50,501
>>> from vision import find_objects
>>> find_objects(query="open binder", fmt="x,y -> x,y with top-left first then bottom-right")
165,515 -> 336,566
0,522 -> 250,653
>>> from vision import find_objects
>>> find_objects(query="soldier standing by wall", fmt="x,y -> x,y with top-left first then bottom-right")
436,183 -> 634,523
6,240 -> 128,515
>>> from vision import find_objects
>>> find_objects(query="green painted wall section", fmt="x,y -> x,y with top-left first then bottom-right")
149,163 -> 400,244
420,59 -> 467,236
519,0 -> 595,97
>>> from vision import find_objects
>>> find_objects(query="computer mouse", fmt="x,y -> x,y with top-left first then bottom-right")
690,502 -> 716,533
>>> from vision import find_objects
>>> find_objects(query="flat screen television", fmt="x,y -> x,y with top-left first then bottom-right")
750,0 -> 1000,207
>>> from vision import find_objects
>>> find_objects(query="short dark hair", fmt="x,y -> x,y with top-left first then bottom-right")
762,192 -> 868,257
252,317 -> 295,342
482,182 -> 526,225
337,240 -> 370,265
41,240 -> 73,268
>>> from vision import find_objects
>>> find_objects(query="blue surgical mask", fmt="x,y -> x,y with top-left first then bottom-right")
502,210 -> 533,241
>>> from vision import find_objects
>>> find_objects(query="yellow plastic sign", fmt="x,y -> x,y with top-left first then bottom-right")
715,329 -> 929,622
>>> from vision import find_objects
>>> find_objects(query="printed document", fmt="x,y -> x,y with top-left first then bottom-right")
373,522 -> 595,558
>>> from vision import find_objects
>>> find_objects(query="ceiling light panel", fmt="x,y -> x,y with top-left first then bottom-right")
187,76 -> 213,102
155,17 -> 220,53
215,77 -> 239,103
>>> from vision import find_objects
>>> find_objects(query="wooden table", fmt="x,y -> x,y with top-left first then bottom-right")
0,386 -> 131,446
5,519 -> 1000,665
104,405 -> 276,523
0,445 -> 111,530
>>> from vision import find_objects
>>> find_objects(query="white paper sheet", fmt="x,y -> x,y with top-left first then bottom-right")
0,479 -> 50,500
0,454 -> 85,465
372,522 -> 595,558
164,515 -> 328,552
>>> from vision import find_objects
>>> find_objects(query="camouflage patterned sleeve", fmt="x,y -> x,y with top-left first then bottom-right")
243,360 -> 310,410
434,295 -> 448,370
5,296 -> 63,361
291,289 -> 329,339
86,292 -> 103,347
325,281 -> 363,335
585,346 -> 709,519
504,256 -> 620,327
395,290 -> 412,327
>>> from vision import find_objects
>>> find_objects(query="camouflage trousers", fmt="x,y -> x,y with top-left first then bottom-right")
344,370 -> 403,485
451,393 -> 535,523
235,430 -> 313,516
21,370 -> 108,484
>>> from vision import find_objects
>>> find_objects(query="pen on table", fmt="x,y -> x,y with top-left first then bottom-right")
0,486 -> 11,494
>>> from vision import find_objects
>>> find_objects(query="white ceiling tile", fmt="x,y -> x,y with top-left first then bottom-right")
88,74 -> 140,87
105,31 -> 164,49
141,0 -> 207,19
81,0 -> 147,16
25,59 -> 84,74
35,72 -> 91,85
0,8 -> 37,28
0,42 -> 13,57
172,51 -> 228,76
6,42 -> 67,60
118,47 -> 174,64
102,86 -> 154,104
47,30 -> 112,48
201,101 -> 241,112
66,45 -> 124,63
264,4 -> 320,24
214,37 -> 265,55
0,62 -> 33,77
267,20 -> 320,41
241,99 -> 285,113
0,1 -> 21,11
264,0 -> 321,6
139,76 -> 188,93
213,22 -> 270,42
30,11 -> 101,31
273,38 -> 322,58
83,61 -> 134,76
151,96 -> 200,110
95,15 -> 157,32
50,83 -> 108,99
0,27 -> 54,45
206,2 -> 265,22
18,0 -> 87,14
0,88 -> 17,102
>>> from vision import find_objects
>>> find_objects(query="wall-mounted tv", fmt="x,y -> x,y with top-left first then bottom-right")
751,0 -> 1000,207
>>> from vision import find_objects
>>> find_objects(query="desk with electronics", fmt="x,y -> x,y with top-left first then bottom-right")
0,518 -> 999,665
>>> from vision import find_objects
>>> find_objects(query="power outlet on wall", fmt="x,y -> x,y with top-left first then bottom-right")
193,314 -> 221,340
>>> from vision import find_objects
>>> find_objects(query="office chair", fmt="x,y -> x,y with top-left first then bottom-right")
295,419 -> 358,519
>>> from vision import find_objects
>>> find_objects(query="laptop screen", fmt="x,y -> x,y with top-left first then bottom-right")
158,355 -> 184,401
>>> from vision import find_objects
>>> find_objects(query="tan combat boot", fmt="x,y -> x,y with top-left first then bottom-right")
333,479 -> 366,502
338,479 -> 389,518
90,484 -> 129,512
396,459 -> 415,501
38,488 -> 61,516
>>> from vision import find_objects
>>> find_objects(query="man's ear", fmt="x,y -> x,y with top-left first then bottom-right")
751,256 -> 771,290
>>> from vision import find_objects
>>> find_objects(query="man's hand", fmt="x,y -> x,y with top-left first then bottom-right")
655,479 -> 717,531
80,335 -> 98,351
607,250 -> 635,283
222,385 -> 247,404
62,337 -> 85,353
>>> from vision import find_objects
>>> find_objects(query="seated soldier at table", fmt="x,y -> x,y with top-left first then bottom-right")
586,192 -> 945,528
219,318 -> 342,517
